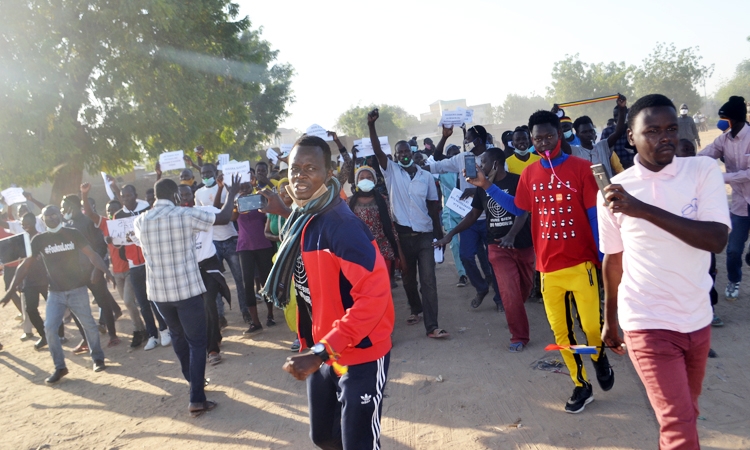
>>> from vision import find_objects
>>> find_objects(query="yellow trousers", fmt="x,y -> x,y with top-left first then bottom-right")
541,261 -> 603,387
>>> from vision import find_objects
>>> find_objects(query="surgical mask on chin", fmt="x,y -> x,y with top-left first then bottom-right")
47,223 -> 63,233
202,177 -> 215,187
563,130 -> 574,139
717,119 -> 731,132
398,158 -> 414,168
410,146 -> 418,153
680,109 -> 688,115
356,179 -> 375,192
62,212 -> 73,221
514,149 -> 530,157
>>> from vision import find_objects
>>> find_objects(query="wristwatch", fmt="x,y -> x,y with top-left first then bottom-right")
311,343 -> 329,361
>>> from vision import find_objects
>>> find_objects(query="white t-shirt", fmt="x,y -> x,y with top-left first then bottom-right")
382,159 -> 438,233
194,184 -> 238,242
193,206 -> 219,262
598,155 -> 731,333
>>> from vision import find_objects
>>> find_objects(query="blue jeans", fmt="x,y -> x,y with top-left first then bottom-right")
442,211 -> 466,277
154,295 -> 207,404
459,220 -> 501,304
727,209 -> 750,283
213,237 -> 247,316
130,265 -> 167,338
45,286 -> 105,370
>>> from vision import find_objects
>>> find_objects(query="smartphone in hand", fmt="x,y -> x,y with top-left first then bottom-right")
591,164 -> 611,205
464,153 -> 477,178
237,194 -> 268,213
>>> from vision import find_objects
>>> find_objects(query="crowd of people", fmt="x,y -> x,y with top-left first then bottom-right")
0,93 -> 748,449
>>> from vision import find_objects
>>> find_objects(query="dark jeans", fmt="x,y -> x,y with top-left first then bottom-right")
727,208 -> 750,283
459,220 -> 501,305
154,295 -> 207,404
308,352 -> 390,450
199,261 -> 223,355
22,285 -> 64,338
87,273 -> 119,338
214,237 -> 247,315
238,247 -> 275,308
399,232 -> 439,334
130,265 -> 167,339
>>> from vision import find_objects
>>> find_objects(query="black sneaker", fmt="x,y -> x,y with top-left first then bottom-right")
34,337 -> 48,350
243,324 -> 263,335
457,275 -> 468,287
45,368 -> 69,384
242,311 -> 252,324
266,317 -> 276,327
471,291 -> 489,309
565,383 -> 593,414
593,353 -> 615,391
130,330 -> 144,348
93,359 -> 106,372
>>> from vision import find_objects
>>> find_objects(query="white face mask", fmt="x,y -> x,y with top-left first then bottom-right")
563,130 -> 574,139
62,212 -> 73,221
680,109 -> 688,115
47,223 -> 63,233
514,149 -> 530,156
356,179 -> 375,192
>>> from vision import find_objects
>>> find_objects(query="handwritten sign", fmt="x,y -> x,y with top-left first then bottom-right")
217,154 -> 230,170
445,188 -> 473,217
305,124 -> 333,141
266,148 -> 279,164
1,187 -> 26,206
107,217 -> 140,246
159,150 -> 186,172
221,161 -> 251,185
357,136 -> 390,157
439,108 -> 474,127
101,173 -> 115,200
280,144 -> 293,156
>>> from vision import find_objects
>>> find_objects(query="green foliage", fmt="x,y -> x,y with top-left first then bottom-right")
547,55 -> 635,126
715,59 -> 750,104
335,105 -> 418,141
493,94 -> 551,129
0,0 -> 293,195
632,43 -> 712,112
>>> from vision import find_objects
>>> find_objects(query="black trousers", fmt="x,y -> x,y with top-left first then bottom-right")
87,273 -> 119,338
22,285 -> 64,338
199,257 -> 223,355
307,352 -> 390,450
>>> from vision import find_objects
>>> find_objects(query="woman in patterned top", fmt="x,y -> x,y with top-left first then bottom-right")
348,166 -> 403,286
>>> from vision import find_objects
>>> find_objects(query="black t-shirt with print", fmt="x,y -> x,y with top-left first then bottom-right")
472,172 -> 533,248
30,228 -> 90,292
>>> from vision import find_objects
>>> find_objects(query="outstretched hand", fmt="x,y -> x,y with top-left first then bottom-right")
464,166 -> 490,190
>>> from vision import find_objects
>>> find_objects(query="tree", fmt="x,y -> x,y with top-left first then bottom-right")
494,94 -> 551,129
715,59 -> 750,105
547,54 -> 635,126
335,105 -> 418,141
633,43 -> 713,113
0,0 -> 293,203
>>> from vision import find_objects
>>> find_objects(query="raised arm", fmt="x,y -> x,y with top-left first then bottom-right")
22,192 -> 46,211
80,183 -> 102,224
214,175 -> 242,225
367,109 -> 388,170
433,125 -> 454,161
606,95 -> 628,148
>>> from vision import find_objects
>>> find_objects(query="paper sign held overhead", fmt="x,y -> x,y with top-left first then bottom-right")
445,188 -> 473,217
439,108 -> 474,127
107,217 -> 140,246
159,150 -> 186,172
217,154 -> 230,170
101,173 -> 115,200
280,144 -> 293,156
1,187 -> 26,206
357,136 -> 390,158
305,124 -> 333,141
221,161 -> 251,185
266,148 -> 279,164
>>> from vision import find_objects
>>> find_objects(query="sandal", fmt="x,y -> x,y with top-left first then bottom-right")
189,400 -> 218,418
427,329 -> 450,339
73,340 -> 89,354
107,337 -> 121,348
509,342 -> 525,353
406,314 -> 421,325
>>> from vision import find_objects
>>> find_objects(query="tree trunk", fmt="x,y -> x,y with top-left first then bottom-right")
49,160 -> 84,206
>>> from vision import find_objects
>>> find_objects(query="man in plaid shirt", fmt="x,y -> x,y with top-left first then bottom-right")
134,176 -> 240,417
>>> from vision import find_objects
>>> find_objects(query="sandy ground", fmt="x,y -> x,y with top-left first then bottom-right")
3,129 -> 750,450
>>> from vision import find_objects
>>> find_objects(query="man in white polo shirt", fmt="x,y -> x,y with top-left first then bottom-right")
598,94 -> 730,450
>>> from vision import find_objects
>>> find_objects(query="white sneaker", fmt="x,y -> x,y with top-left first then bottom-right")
725,282 -> 740,300
160,329 -> 172,347
144,336 -> 159,351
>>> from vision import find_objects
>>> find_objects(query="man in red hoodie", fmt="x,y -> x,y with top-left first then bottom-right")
264,134 -> 395,450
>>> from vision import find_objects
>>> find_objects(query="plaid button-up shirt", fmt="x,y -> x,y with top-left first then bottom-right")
134,199 -> 216,302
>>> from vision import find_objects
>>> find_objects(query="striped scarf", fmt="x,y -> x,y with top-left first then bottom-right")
261,177 -> 341,308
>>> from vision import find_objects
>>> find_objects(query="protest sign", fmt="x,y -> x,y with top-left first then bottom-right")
280,144 -> 293,156
159,150 -> 186,172
305,124 -> 333,141
107,217 -> 140,246
101,173 -> 115,200
217,154 -> 230,170
439,108 -> 474,127
266,148 -> 279,164
221,161 -> 251,185
1,187 -> 26,206
445,188 -> 473,217
357,136 -> 389,157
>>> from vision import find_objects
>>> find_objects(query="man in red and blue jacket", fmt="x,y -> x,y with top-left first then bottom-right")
270,135 -> 394,450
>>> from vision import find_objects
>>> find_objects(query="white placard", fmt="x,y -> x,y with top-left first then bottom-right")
159,150 -> 186,172
445,188 -> 473,217
266,148 -> 279,164
357,136 -> 390,157
107,217 -> 140,246
439,108 -> 474,127
280,144 -> 293,156
217,154 -> 230,170
463,108 -> 474,123
305,124 -> 334,141
101,173 -> 115,200
1,187 -> 26,206
221,161 -> 251,185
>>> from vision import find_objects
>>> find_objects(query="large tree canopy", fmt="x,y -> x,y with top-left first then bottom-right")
335,105 -> 418,142
0,0 -> 293,202
493,94 -> 551,129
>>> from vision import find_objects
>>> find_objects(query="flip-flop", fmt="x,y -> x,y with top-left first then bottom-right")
190,400 -> 218,418
406,314 -> 421,325
427,329 -> 450,339
509,342 -> 524,353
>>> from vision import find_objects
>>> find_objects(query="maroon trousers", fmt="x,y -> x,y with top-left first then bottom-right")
624,325 -> 711,450
487,245 -> 535,345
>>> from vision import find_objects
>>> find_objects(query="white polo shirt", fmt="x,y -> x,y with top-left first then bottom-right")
382,159 -> 438,233
598,155 -> 731,333
194,184 -> 238,242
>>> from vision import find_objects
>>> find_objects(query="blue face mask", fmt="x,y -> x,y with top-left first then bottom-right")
563,130 -> 574,139
717,119 -> 730,132
410,146 -> 418,153
202,177 -> 216,187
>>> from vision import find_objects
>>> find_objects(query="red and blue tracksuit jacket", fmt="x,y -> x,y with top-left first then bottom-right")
298,197 -> 395,367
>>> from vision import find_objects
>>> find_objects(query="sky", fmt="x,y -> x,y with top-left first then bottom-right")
236,0 -> 750,131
